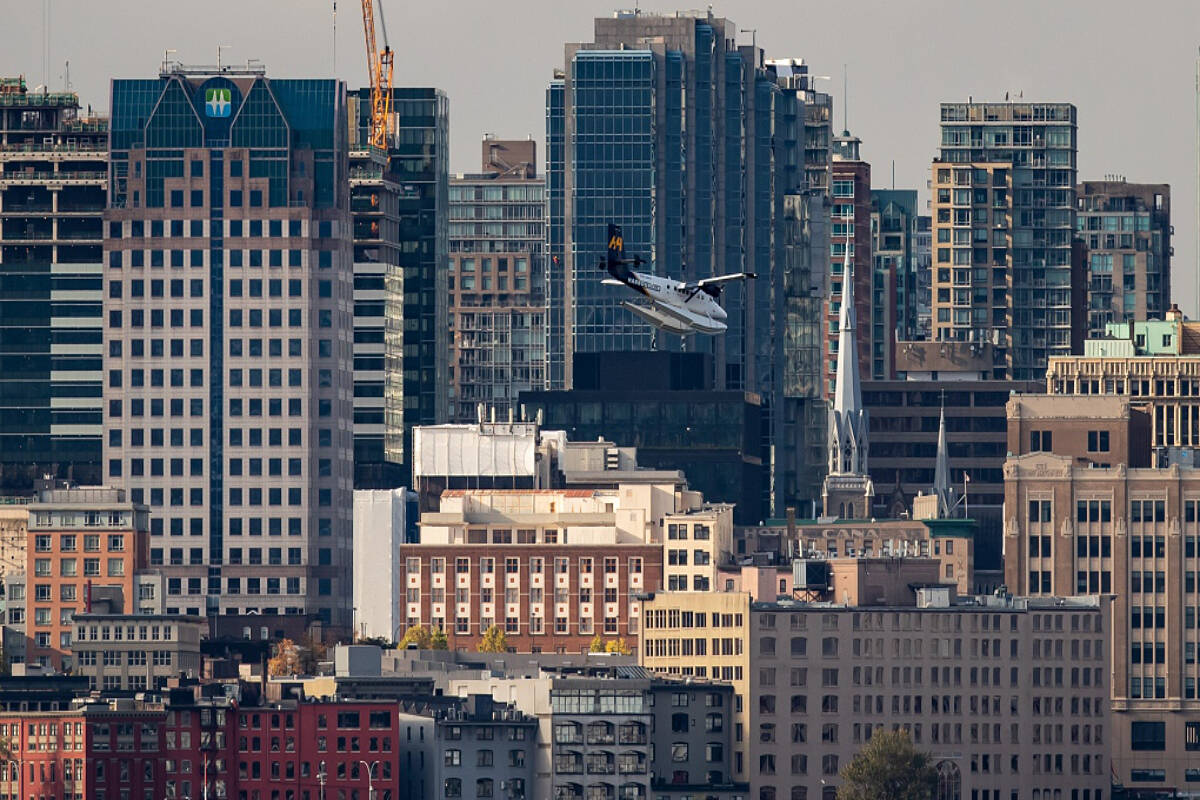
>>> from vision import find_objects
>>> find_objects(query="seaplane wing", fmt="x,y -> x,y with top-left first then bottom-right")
694,272 -> 757,289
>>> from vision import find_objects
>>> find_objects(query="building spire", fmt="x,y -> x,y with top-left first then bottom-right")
832,234 -> 861,424
823,231 -> 873,518
932,390 -> 952,516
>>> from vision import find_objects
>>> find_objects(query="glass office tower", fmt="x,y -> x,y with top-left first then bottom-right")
348,87 -> 449,486
546,10 -> 801,515
0,78 -> 106,491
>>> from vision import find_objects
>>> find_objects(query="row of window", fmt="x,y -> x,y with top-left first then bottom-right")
407,556 -> 643,575
110,217 -> 311,239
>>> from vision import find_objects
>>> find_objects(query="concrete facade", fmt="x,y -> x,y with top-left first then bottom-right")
433,694 -> 537,800
1077,181 -> 1171,338
1004,441 -> 1200,792
641,571 -> 1110,799
932,102 -> 1080,381
104,66 -> 355,628
352,488 -> 415,641
71,613 -> 203,691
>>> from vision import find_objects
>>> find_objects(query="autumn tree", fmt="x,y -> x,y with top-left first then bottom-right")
267,638 -> 302,677
838,729 -> 938,800
431,628 -> 449,650
588,634 -> 606,653
604,638 -> 632,655
398,625 -> 432,650
477,625 -> 508,653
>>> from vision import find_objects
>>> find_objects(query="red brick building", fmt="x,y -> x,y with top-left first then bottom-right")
0,695 -> 423,800
400,544 -> 663,653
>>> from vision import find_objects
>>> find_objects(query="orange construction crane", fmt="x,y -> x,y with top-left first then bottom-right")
360,0 -> 394,149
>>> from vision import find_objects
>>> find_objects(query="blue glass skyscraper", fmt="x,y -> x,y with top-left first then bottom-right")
546,10 -> 801,513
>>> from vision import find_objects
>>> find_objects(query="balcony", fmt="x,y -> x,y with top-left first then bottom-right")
0,170 -> 106,187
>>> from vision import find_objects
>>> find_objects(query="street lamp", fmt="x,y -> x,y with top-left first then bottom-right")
317,760 -> 327,800
359,760 -> 379,800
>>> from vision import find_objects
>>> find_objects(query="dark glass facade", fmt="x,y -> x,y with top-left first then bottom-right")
547,12 -> 801,515
349,88 -> 448,486
522,388 -> 765,524
0,83 -> 105,491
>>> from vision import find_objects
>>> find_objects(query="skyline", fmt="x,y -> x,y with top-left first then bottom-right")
2,0 -> 1198,317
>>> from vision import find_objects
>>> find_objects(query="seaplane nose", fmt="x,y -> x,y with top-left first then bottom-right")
715,306 -> 727,320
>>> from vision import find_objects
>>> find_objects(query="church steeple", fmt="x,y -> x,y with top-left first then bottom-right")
823,234 -> 873,518
932,393 -> 953,517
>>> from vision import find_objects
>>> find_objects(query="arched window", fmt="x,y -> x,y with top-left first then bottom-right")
935,760 -> 962,800
477,778 -> 494,798
759,788 -> 776,800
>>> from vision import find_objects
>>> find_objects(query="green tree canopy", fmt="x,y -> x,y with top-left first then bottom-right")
838,729 -> 938,800
431,628 -> 449,650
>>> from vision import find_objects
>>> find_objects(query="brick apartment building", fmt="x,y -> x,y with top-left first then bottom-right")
400,482 -> 736,653
24,485 -> 149,670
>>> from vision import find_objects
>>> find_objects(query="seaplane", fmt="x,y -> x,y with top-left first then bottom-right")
599,223 -> 755,335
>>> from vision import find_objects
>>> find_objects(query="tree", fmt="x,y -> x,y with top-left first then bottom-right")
604,638 -> 632,655
398,625 -> 432,650
431,628 -> 449,650
267,638 -> 302,677
357,635 -> 396,649
838,729 -> 938,800
477,625 -> 508,653
588,634 -> 606,653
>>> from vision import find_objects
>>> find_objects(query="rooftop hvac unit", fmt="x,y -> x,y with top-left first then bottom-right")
605,448 -> 620,470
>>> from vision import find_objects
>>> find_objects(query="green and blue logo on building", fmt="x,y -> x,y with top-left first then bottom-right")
205,87 -> 232,118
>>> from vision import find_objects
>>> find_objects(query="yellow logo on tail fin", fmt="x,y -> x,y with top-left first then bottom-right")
609,235 -> 622,251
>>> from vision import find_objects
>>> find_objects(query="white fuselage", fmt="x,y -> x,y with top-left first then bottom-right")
607,270 -> 728,335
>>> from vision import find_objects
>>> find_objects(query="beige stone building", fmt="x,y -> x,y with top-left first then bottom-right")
663,503 -> 734,593
0,505 -> 27,580
643,558 -> 1110,798
1004,394 -> 1200,791
71,613 -> 204,691
737,517 -> 976,595
1004,384 -> 1200,791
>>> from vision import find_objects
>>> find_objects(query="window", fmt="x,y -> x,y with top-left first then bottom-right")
1088,430 -> 1110,452
1131,721 -> 1166,751
1029,430 -> 1052,452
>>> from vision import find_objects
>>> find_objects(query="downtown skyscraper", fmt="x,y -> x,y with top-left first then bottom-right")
0,78 -> 107,491
546,10 -> 802,514
932,101 -> 1080,380
103,65 -> 353,628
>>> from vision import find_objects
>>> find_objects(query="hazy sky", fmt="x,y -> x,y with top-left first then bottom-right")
5,0 -> 1198,313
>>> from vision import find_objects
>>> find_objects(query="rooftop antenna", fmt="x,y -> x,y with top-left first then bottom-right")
61,59 -> 70,93
1195,47 -> 1199,318
217,44 -> 232,73
842,63 -> 848,132
162,49 -> 177,74
42,0 -> 51,94
332,2 -> 338,74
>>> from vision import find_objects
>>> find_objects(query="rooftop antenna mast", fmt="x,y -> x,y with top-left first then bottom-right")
42,0 -> 51,93
333,2 -> 338,74
842,63 -> 848,132
1195,47 -> 1199,318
